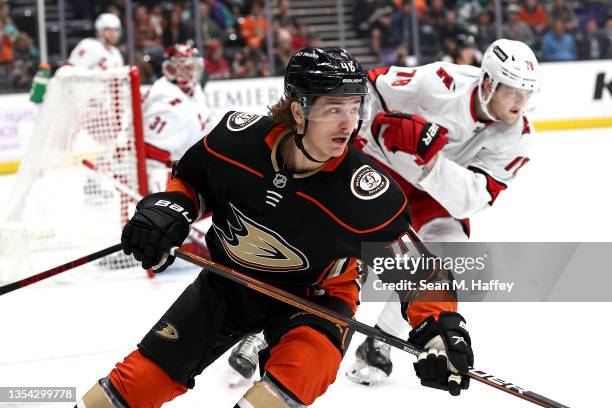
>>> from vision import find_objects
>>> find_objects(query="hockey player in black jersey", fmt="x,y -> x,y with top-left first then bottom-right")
76,47 -> 473,408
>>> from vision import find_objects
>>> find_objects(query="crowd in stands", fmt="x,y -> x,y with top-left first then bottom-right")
0,1 -> 39,91
103,0 -> 321,83
360,0 -> 612,67
1,0 -> 612,90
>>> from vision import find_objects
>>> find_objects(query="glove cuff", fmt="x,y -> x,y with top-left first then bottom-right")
137,191 -> 197,224
409,311 -> 468,347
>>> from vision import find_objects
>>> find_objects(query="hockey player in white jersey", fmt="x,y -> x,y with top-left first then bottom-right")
346,39 -> 539,385
68,13 -> 123,70
142,43 -> 207,193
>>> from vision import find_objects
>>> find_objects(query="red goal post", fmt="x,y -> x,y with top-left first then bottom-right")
0,65 -> 148,285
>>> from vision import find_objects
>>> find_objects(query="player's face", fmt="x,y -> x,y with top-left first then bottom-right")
488,83 -> 532,125
302,96 -> 361,159
101,28 -> 120,46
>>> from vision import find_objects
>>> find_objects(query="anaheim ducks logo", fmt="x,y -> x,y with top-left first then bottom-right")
227,112 -> 262,132
154,321 -> 179,341
213,203 -> 309,271
351,165 -> 389,200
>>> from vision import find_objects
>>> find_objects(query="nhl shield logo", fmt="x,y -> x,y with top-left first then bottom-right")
273,173 -> 288,189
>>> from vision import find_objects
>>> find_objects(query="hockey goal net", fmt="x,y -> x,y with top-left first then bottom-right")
0,66 -> 148,285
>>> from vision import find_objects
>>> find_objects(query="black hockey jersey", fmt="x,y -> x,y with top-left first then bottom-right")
169,111 -> 454,325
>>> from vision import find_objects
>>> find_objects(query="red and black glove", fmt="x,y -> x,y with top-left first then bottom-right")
370,112 -> 448,165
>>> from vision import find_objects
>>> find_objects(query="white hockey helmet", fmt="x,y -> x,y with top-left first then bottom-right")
162,43 -> 204,95
95,13 -> 122,34
478,39 -> 539,120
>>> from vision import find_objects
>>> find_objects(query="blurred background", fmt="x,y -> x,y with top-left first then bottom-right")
0,0 -> 611,90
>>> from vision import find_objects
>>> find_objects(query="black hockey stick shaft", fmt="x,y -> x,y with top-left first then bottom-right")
0,243 -> 123,296
172,247 -> 570,408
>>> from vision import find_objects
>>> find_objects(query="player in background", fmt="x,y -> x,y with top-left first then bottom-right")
346,39 -> 539,386
75,47 -> 473,408
142,43 -> 206,194
67,13 -> 123,70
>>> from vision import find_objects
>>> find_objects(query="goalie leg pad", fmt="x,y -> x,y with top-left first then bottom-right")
107,349 -> 188,408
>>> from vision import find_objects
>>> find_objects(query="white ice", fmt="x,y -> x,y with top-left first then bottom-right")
1,128 -> 611,407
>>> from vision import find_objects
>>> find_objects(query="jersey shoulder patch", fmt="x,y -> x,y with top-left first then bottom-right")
226,111 -> 264,132
297,148 -> 407,234
204,111 -> 280,171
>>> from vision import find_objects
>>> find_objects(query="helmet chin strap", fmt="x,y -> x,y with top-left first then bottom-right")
293,119 -> 331,163
477,77 -> 500,122
293,119 -> 363,164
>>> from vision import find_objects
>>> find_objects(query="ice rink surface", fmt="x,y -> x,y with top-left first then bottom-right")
1,127 -> 611,407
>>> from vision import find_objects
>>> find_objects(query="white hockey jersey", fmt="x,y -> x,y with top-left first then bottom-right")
362,62 -> 533,229
67,38 -> 124,71
142,77 -> 208,192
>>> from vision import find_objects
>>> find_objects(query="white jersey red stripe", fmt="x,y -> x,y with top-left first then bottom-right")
361,62 -> 534,229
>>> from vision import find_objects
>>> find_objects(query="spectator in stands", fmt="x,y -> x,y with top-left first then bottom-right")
576,18 -> 609,60
425,0 -> 447,30
150,4 -> 165,39
10,32 -> 38,90
291,19 -> 318,51
390,0 -> 413,49
273,28 -> 293,74
134,5 -> 162,50
475,9 -> 496,52
548,0 -> 577,32
456,0 -> 483,27
239,0 -> 269,49
418,22 -> 443,63
274,0 -> 298,36
502,4 -> 536,48
206,0 -> 236,36
439,10 -> 468,55
231,48 -> 252,77
204,39 -> 231,79
576,0 -> 610,28
605,14 -> 612,57
198,2 -> 223,41
0,1 -> 18,39
519,0 -> 548,35
541,17 -> 577,61
359,0 -> 395,55
163,7 -> 189,48
0,18 -> 14,65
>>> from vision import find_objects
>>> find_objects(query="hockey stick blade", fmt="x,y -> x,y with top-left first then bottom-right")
171,247 -> 571,408
0,243 -> 123,296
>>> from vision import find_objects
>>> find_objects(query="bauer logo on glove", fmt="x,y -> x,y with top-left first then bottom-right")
370,111 -> 449,165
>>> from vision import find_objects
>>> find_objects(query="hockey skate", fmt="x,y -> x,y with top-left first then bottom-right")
346,336 -> 393,386
227,334 -> 267,386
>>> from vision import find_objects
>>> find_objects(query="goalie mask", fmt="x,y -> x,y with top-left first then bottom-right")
162,44 -> 204,95
284,47 -> 370,162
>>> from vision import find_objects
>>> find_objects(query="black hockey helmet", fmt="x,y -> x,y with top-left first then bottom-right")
284,47 -> 368,99
284,47 -> 370,163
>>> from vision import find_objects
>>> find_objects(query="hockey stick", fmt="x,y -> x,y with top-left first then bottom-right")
171,246 -> 570,408
0,243 -> 123,296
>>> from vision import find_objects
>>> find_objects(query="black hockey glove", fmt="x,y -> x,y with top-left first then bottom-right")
409,311 -> 473,396
121,191 -> 196,272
